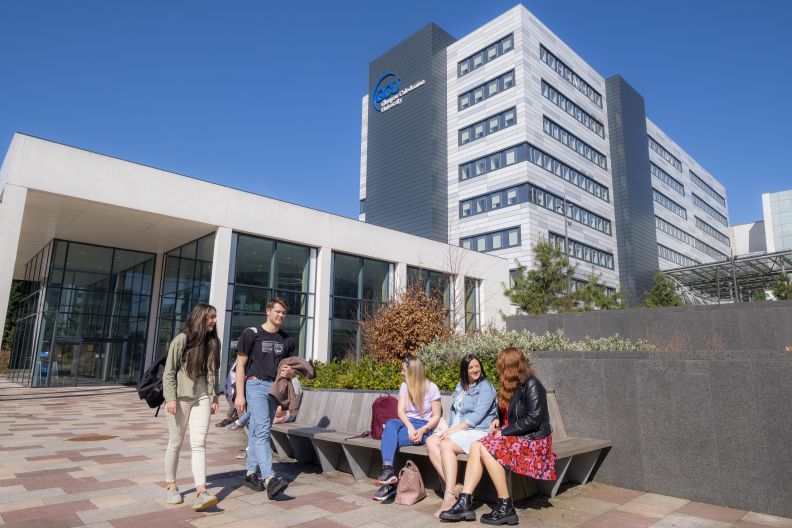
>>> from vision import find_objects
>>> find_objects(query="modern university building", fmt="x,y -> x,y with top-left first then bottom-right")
0,134 -> 511,387
359,4 -> 732,304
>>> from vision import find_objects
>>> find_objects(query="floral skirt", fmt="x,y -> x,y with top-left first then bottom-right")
480,432 -> 557,480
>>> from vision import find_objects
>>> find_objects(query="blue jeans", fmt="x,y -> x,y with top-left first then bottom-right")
239,410 -> 251,425
381,418 -> 430,466
245,380 -> 276,478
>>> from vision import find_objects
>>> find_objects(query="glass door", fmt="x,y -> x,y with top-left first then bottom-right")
50,340 -> 78,387
76,341 -> 104,385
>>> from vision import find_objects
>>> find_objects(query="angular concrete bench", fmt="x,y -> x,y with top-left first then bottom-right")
271,388 -> 610,501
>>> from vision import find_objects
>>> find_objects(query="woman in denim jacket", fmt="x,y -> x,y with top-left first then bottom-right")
426,354 -> 497,517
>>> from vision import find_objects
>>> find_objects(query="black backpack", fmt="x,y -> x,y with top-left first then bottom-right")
137,357 -> 168,416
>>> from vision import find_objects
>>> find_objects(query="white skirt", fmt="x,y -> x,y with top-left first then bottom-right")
448,428 -> 488,454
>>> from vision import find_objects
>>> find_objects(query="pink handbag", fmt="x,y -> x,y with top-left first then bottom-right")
394,460 -> 426,505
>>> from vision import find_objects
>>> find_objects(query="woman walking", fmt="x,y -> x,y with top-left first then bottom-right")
440,348 -> 556,525
162,303 -> 221,511
425,354 -> 496,517
372,356 -> 442,502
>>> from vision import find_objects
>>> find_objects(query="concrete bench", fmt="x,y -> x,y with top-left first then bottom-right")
271,388 -> 611,500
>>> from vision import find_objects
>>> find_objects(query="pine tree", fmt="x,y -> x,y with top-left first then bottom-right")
644,272 -> 683,307
772,273 -> 792,300
575,271 -> 626,310
504,239 -> 577,314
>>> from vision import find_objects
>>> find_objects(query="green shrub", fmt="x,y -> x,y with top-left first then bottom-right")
304,330 -> 652,392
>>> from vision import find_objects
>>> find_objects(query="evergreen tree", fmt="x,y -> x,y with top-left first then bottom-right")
772,273 -> 792,300
504,239 -> 577,314
644,272 -> 683,307
575,271 -> 626,311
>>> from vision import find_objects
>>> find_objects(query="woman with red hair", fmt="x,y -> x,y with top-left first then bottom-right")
440,348 -> 556,525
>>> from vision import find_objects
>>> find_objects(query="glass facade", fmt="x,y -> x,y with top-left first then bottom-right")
155,233 -> 215,359
10,240 -> 155,387
330,252 -> 391,361
227,233 -> 314,367
407,266 -> 451,309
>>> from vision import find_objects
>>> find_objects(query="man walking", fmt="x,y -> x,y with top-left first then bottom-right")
234,297 -> 294,498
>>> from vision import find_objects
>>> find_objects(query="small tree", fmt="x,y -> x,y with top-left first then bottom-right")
360,284 -> 452,364
2,280 -> 23,350
644,272 -> 683,307
575,271 -> 626,311
505,239 -> 577,314
772,273 -> 792,300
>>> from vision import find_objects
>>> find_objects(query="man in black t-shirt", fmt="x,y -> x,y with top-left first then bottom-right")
234,297 -> 295,498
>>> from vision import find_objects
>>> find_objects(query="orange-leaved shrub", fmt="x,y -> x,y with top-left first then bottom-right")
360,284 -> 452,364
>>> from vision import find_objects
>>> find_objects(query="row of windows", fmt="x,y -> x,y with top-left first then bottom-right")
459,107 -> 516,146
539,45 -> 602,108
544,117 -> 608,169
648,135 -> 682,172
692,193 -> 728,226
458,33 -> 514,77
541,80 -> 605,138
653,189 -> 687,219
459,70 -> 515,111
658,244 -> 699,267
695,216 -> 730,246
650,162 -> 685,196
548,232 -> 614,269
460,227 -> 521,252
459,182 -> 612,235
655,216 -> 727,260
459,141 -> 610,202
690,171 -> 726,207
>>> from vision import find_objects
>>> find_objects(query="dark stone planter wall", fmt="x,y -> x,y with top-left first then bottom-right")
505,303 -> 792,517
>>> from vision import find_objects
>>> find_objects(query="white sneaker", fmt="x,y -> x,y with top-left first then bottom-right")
164,486 -> 183,505
192,490 -> 218,511
236,447 -> 248,459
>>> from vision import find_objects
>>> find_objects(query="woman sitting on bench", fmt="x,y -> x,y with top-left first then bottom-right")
426,354 -> 497,517
440,348 -> 556,525
373,356 -> 442,502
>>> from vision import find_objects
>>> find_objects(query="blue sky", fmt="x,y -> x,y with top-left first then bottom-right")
1,1 -> 789,226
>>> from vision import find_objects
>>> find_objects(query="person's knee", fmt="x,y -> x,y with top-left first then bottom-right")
440,438 -> 458,453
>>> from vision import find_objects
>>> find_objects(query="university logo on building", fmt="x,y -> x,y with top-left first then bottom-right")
371,71 -> 425,113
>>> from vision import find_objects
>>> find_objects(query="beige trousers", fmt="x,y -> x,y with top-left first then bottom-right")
164,379 -> 210,487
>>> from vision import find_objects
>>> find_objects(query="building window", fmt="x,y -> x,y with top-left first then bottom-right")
458,33 -> 514,77
655,216 -> 727,260
228,234 -> 314,367
692,193 -> 728,226
464,278 -> 480,333
648,136 -> 683,172
458,141 -> 610,202
330,253 -> 391,361
690,171 -> 726,207
695,216 -> 730,246
658,244 -> 699,267
459,107 -> 517,146
651,162 -> 685,196
156,234 -> 214,361
460,227 -> 521,253
460,183 -> 611,235
541,80 -> 605,138
653,189 -> 687,219
458,70 -> 515,111
539,45 -> 602,108
407,266 -> 451,311
543,117 -> 607,169
548,232 -> 614,269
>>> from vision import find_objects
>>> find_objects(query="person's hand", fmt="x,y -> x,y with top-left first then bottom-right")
488,419 -> 499,432
210,396 -> 219,415
493,429 -> 502,439
279,364 -> 294,379
411,426 -> 425,444
234,395 -> 246,413
436,430 -> 449,440
407,425 -> 417,442
166,401 -> 177,415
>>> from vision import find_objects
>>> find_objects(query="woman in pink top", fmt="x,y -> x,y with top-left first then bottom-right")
372,357 -> 441,501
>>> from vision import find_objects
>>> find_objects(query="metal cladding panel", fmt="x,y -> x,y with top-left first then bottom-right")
365,23 -> 456,242
605,75 -> 657,304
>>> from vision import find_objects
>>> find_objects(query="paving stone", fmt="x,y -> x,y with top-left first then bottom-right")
579,509 -> 657,528
677,501 -> 748,523
741,512 -> 792,527
648,513 -> 732,528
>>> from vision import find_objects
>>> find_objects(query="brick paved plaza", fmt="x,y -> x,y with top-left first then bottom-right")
1,378 -> 790,528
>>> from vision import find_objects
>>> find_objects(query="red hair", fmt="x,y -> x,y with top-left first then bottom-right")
496,347 -> 534,408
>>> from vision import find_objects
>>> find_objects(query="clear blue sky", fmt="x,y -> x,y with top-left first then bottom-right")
1,1 -> 789,226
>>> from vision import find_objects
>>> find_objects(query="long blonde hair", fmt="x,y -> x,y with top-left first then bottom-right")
404,357 -> 427,415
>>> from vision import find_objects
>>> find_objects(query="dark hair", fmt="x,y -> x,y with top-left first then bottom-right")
266,297 -> 290,312
460,354 -> 486,390
182,303 -> 221,381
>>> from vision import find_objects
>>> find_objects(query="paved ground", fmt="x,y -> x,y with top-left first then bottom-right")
1,378 -> 791,528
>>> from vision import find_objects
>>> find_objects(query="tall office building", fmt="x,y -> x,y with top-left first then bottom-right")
360,5 -> 731,304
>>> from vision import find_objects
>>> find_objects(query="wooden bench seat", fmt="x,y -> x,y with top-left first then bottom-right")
271,388 -> 611,500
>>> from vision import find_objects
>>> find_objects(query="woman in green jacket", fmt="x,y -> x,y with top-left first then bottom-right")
162,303 -> 221,511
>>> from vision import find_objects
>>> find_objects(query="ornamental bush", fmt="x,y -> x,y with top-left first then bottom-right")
303,330 -> 652,391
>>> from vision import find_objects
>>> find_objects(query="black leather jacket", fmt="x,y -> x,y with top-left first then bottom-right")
500,376 -> 552,440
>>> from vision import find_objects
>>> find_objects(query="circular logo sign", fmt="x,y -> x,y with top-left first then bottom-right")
371,72 -> 400,112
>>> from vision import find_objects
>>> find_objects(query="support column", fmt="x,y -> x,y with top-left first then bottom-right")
453,273 -> 465,334
394,262 -> 408,293
209,227 -> 233,381
0,185 -> 27,350
143,252 -> 164,369
312,246 -> 333,363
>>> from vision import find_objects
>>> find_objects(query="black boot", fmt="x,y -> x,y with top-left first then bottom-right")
480,497 -> 518,525
439,492 -> 476,522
